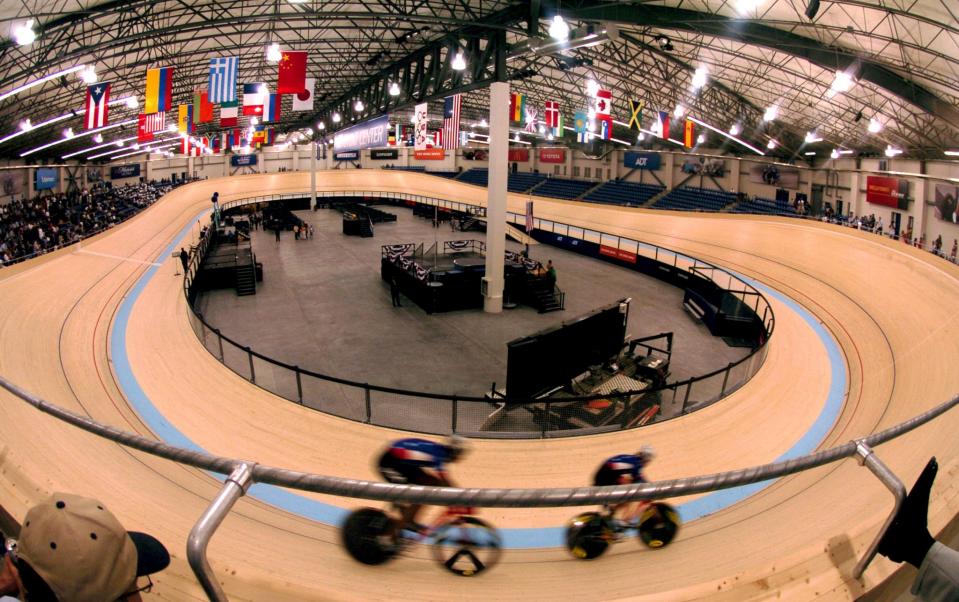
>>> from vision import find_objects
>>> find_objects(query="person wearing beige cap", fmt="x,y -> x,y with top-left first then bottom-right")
0,493 -> 170,601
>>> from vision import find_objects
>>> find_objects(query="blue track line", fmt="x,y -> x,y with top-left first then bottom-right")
111,215 -> 846,548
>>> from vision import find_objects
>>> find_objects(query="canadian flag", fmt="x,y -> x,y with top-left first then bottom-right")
595,89 -> 612,118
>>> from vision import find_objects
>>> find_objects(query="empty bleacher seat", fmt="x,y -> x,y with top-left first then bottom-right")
532,178 -> 595,200
583,181 -> 665,206
652,186 -> 736,212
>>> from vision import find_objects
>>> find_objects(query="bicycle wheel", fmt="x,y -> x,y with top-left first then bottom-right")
430,516 -> 502,576
341,508 -> 399,565
565,512 -> 614,560
636,503 -> 681,549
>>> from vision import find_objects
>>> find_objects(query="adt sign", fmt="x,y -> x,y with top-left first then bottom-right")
623,151 -> 662,170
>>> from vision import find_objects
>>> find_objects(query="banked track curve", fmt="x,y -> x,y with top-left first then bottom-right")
1,171 -> 958,601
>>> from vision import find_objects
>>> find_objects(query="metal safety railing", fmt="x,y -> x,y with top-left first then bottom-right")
195,191 -> 774,437
1,375 -> 956,599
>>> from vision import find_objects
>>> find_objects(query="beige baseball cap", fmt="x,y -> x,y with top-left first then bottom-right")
16,493 -> 170,602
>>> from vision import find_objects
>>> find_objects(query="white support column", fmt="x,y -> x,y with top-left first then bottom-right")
484,81 -> 509,314
913,178 -> 926,244
292,147 -> 299,171
847,171 -> 860,216
310,141 -> 317,210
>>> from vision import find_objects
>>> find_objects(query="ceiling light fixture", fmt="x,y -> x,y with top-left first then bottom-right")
266,43 -> 282,62
767,139 -> 777,149
673,105 -> 686,118
124,96 -> 138,109
729,123 -> 741,136
585,79 -> 600,97
691,66 -> 708,90
696,134 -> 706,144
763,105 -> 778,122
93,134 -> 103,143
389,82 -> 400,96
885,145 -> 903,157
332,112 -> 341,123
80,66 -> 98,84
451,51 -> 466,71
868,118 -> 883,133
0,65 -> 87,103
354,99 -> 365,112
548,15 -> 570,41
19,119 -> 31,131
12,20 -> 36,46
317,121 -> 326,130
804,131 -> 822,143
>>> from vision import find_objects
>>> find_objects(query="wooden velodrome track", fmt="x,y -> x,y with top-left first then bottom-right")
1,170 -> 958,601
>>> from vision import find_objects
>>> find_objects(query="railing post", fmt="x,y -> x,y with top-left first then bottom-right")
720,363 -> 733,395
451,396 -> 458,433
216,329 -> 224,362
295,368 -> 303,404
852,441 -> 907,579
542,401 -> 550,438
682,384 -> 692,413
246,347 -> 255,383
187,462 -> 255,602
364,385 -> 372,423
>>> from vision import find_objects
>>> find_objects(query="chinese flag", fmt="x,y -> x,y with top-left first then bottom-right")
277,51 -> 307,94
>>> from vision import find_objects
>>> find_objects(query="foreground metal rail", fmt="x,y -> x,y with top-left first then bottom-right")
2,375 -> 957,598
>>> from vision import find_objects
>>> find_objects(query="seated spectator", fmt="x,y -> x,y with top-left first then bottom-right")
0,492 -> 170,601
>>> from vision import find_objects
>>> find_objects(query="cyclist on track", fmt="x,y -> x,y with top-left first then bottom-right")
592,446 -> 655,522
377,435 -> 470,532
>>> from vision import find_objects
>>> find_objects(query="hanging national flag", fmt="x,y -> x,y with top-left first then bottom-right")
657,111 -> 670,139
242,83 -> 266,116
263,93 -> 281,122
145,67 -> 174,114
554,112 -> 565,138
181,136 -> 190,156
574,111 -> 588,143
684,119 -> 695,147
525,200 -> 534,233
292,78 -> 315,111
252,126 -> 274,146
509,93 -> 526,122
277,51 -> 308,94
628,100 -> 644,131
220,101 -> 239,127
414,103 -> 429,150
227,128 -> 242,149
544,101 -> 559,129
144,111 -> 166,133
431,129 -> 442,148
208,57 -> 238,104
193,91 -> 213,124
137,113 -> 154,143
442,94 -> 461,150
524,107 -> 539,133
595,89 -> 612,119
178,104 -> 194,134
600,118 -> 612,140
85,82 -> 110,129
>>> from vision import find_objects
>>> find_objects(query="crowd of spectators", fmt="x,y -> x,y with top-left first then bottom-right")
0,179 -> 185,266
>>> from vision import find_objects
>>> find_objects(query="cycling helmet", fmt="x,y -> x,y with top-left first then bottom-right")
447,434 -> 471,460
635,445 -> 656,463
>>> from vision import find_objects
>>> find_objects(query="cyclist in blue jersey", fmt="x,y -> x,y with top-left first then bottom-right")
593,446 -> 655,522
377,435 -> 470,531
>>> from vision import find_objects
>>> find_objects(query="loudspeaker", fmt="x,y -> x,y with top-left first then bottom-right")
805,0 -> 820,19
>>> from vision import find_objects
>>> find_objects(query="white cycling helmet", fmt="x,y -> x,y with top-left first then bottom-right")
447,434 -> 471,460
636,445 -> 655,463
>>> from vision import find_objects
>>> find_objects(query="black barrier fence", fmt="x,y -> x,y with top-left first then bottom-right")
184,192 -> 774,438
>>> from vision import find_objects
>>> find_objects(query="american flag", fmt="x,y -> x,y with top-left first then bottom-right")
442,94 -> 461,150
208,57 -> 238,103
85,83 -> 110,129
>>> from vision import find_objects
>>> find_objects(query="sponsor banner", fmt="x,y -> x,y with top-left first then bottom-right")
110,164 -> 141,179
599,245 -> 637,264
334,150 -> 360,161
333,114 -> 390,153
508,148 -> 530,162
681,157 -> 725,176
34,167 -> 58,190
749,163 -> 800,190
623,151 -> 662,170
414,148 -> 445,160
230,154 -> 257,167
463,148 -> 488,161
866,175 -> 909,208
934,183 -> 959,223
370,148 -> 398,160
539,147 -> 566,163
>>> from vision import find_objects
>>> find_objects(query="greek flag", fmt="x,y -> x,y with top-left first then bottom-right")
208,57 -> 238,104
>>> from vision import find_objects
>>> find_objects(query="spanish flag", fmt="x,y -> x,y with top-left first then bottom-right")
509,93 -> 526,123
684,119 -> 695,148
145,67 -> 174,114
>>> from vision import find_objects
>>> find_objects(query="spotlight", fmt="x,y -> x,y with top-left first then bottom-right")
12,20 -> 36,46
389,82 -> 400,96
656,36 -> 673,52
332,112 -> 341,123
451,51 -> 467,71
868,118 -> 883,133
266,43 -> 282,62
354,99 -> 364,112
548,15 -> 570,41
805,0 -> 820,19
854,110 -> 863,123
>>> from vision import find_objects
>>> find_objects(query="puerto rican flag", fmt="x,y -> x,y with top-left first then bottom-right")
85,82 -> 110,129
